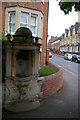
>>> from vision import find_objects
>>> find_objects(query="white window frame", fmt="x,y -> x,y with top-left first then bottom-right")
30,15 -> 37,37
20,12 -> 29,28
6,7 -> 43,38
72,38 -> 74,43
8,12 -> 15,35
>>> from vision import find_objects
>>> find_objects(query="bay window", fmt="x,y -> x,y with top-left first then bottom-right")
6,7 -> 43,38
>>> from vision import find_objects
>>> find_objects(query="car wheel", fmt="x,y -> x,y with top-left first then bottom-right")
75,59 -> 78,63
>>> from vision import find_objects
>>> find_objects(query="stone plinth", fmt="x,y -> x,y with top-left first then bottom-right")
4,76 -> 41,112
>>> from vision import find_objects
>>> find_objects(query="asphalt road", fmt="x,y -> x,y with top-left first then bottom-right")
0,84 -> 2,120
2,54 -> 79,119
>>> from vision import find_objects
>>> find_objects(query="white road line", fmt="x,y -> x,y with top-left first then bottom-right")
63,67 -> 76,76
50,59 -> 77,77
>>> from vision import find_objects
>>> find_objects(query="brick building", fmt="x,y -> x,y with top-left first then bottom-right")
48,36 -> 58,50
60,22 -> 80,55
52,37 -> 62,54
48,36 -> 62,54
1,0 -> 49,66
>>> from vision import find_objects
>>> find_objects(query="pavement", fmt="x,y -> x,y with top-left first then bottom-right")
1,54 -> 79,119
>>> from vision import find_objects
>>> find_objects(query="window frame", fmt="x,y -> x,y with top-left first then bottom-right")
8,12 -> 15,35
30,14 -> 37,37
20,12 -> 29,28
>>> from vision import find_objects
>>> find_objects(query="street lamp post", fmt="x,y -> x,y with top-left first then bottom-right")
45,34 -> 49,65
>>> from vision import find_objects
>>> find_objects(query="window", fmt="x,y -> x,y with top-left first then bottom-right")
72,38 -> 74,43
30,15 -> 37,36
41,0 -> 44,3
78,38 -> 80,43
72,46 -> 74,52
8,12 -> 15,34
20,12 -> 28,28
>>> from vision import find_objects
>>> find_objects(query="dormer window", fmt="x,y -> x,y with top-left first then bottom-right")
75,22 -> 78,34
70,26 -> 73,36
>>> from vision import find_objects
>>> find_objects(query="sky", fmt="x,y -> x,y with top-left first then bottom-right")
48,0 -> 78,41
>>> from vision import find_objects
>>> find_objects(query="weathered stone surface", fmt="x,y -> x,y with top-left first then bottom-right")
5,77 -> 20,105
4,27 -> 41,112
5,100 -> 40,112
4,76 -> 41,112
13,27 -> 33,44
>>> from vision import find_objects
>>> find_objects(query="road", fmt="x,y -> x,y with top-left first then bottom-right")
2,54 -> 79,118
49,54 -> 78,118
0,84 -> 2,119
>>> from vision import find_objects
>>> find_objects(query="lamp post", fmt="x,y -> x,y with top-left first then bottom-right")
45,34 -> 49,65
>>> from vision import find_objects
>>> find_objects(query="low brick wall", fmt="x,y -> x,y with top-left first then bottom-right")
41,61 -> 63,98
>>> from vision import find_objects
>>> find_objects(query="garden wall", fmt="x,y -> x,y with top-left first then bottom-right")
41,61 -> 63,98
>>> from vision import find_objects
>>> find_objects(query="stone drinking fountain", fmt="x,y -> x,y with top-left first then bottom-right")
4,27 -> 42,112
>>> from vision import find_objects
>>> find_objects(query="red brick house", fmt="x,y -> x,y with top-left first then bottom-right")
48,36 -> 62,54
1,1 -> 49,66
48,36 -> 58,51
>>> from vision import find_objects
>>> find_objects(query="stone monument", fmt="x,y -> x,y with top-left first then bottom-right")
4,27 -> 42,112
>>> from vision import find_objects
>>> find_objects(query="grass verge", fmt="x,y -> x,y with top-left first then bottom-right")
38,64 -> 58,77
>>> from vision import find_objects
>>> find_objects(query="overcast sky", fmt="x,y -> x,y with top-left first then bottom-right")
48,0 -> 78,41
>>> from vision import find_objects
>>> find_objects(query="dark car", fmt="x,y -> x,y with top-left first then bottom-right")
72,54 -> 80,63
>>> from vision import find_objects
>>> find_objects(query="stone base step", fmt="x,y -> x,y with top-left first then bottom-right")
4,100 -> 40,112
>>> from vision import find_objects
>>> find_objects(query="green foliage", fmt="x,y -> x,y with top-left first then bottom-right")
0,27 -> 2,39
59,1 -> 80,14
2,32 -> 7,46
38,64 -> 58,77
2,32 -> 7,41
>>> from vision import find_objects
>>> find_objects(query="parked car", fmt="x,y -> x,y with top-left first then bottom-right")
72,54 -> 80,63
49,52 -> 52,58
64,53 -> 72,61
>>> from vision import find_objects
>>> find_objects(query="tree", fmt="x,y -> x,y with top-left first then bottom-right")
59,1 -> 80,14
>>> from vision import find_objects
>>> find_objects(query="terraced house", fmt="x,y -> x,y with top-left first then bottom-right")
60,22 -> 80,55
1,0 -> 49,66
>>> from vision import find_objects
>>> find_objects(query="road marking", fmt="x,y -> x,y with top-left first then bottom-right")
50,59 -> 78,77
63,67 -> 76,76
50,59 -> 62,68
